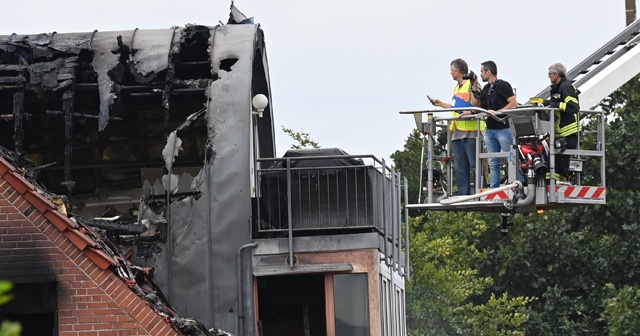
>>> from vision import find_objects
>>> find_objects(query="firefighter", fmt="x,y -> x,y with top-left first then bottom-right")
546,62 -> 579,181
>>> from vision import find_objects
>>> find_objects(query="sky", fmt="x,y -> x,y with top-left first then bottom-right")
0,0 -> 627,162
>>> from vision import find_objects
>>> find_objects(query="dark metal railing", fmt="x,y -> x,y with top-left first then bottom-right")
256,155 -> 394,232
254,154 -> 409,276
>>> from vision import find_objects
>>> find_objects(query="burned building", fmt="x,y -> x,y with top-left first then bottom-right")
0,5 -> 408,336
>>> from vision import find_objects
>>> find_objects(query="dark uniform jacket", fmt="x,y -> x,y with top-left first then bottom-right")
548,77 -> 579,137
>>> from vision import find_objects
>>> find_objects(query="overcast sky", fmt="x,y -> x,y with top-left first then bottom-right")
0,1 -> 627,162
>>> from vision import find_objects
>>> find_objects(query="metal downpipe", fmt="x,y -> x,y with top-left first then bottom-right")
237,242 -> 258,336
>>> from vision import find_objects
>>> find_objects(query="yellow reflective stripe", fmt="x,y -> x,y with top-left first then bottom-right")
564,96 -> 578,104
545,172 -> 563,180
557,130 -> 577,137
557,124 -> 578,137
559,102 -> 567,111
557,116 -> 580,136
558,96 -> 577,111
559,123 -> 578,132
451,119 -> 486,131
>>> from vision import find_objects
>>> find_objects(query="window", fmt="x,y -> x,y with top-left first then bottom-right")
333,274 -> 369,336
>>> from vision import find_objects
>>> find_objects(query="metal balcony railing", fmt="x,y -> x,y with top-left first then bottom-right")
256,154 -> 401,234
254,151 -> 410,276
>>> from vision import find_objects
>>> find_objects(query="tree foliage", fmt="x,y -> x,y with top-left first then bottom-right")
391,128 -> 448,206
601,284 -> 640,335
390,130 -> 423,204
406,213 -> 535,335
281,126 -> 320,149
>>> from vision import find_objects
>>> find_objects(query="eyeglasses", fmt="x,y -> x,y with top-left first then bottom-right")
548,72 -> 557,76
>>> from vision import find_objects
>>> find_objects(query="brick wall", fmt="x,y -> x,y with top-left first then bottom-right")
0,165 -> 180,335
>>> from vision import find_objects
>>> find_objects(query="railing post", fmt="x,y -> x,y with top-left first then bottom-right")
418,134 -> 426,204
549,109 -> 557,202
599,112 -> 606,189
381,158 -> 390,266
427,113 -> 435,203
475,114 -> 483,194
286,158 -> 294,269
395,171 -> 402,272
446,121 -> 454,195
403,176 -> 410,279
390,166 -> 397,267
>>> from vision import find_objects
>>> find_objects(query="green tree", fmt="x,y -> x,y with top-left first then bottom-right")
390,130 -> 423,204
601,284 -> 640,335
281,126 -> 320,149
406,213 -> 535,335
391,127 -> 448,206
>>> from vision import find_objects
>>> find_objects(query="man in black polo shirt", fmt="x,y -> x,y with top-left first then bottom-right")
476,60 -> 518,188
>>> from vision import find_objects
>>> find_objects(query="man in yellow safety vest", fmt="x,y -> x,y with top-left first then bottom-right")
431,58 -> 485,195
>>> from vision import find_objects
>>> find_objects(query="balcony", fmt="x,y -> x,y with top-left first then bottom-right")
254,148 -> 405,238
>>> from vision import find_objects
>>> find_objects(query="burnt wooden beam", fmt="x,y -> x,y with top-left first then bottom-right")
75,82 -> 207,91
172,88 -> 206,93
127,88 -> 206,97
0,65 -> 29,71
73,216 -> 148,235
172,78 -> 209,88
128,92 -> 162,97
0,76 -> 26,83
0,84 -> 26,91
45,160 -> 201,170
12,88 -> 24,163
0,113 -> 31,120
45,109 -> 123,120
61,89 -> 75,195
162,49 -> 175,149
177,60 -> 211,66
25,161 -> 57,172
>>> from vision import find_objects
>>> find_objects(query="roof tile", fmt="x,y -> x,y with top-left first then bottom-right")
84,247 -> 118,270
3,171 -> 35,195
63,227 -> 99,251
23,190 -> 57,212
0,159 -> 10,176
43,208 -> 73,232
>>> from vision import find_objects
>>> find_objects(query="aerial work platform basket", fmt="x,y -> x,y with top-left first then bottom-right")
399,106 -> 606,214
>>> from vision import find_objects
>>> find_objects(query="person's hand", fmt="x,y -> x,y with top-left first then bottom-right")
431,98 -> 442,107
461,111 -> 472,116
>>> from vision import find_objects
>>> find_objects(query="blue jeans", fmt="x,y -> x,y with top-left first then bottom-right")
453,138 -> 476,195
485,128 -> 513,188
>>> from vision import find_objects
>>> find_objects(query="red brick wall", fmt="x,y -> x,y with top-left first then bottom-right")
0,175 -> 180,335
